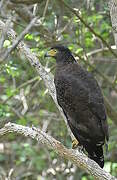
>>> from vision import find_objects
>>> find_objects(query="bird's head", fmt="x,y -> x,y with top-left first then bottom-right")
45,45 -> 76,64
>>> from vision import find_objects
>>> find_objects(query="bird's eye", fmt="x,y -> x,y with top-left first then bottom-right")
47,49 -> 58,57
53,49 -> 57,53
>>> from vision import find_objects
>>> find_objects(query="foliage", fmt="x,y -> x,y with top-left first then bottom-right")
0,0 -> 117,179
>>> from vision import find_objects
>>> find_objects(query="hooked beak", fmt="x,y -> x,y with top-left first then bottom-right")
44,49 -> 57,58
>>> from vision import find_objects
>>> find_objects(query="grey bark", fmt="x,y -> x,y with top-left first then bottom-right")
0,122 -> 116,180
109,0 -> 117,48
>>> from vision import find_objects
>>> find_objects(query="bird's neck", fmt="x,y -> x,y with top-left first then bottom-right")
56,54 -> 76,65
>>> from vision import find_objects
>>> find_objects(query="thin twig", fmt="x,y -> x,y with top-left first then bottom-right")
10,0 -> 43,5
76,53 -> 117,94
0,0 -> 5,11
108,0 -> 117,48
86,45 -> 116,57
42,0 -> 50,19
0,19 -> 75,140
57,18 -> 73,39
60,0 -> 117,58
1,17 -> 38,62
2,76 -> 40,104
0,18 -> 11,49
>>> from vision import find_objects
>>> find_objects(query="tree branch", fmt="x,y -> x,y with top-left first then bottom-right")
86,45 -> 116,57
60,0 -> 117,58
0,17 -> 11,49
0,15 -> 116,180
0,122 -> 116,180
10,0 -> 44,5
1,17 -> 38,62
0,17 -> 117,129
7,2 -> 51,38
109,0 -> 117,48
0,19 -> 75,140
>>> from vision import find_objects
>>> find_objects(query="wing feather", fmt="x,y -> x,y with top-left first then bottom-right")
55,66 -> 109,141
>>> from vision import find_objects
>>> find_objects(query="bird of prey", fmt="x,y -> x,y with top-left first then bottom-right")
45,45 -> 109,168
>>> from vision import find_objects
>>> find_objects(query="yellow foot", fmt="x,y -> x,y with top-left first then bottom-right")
72,139 -> 79,149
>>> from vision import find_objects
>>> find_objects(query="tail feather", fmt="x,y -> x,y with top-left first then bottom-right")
87,145 -> 104,168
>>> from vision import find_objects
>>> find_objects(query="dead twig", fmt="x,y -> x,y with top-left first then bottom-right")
42,0 -> 50,20
60,0 -> 117,58
1,17 -> 38,62
0,17 -> 11,50
0,19 -> 75,141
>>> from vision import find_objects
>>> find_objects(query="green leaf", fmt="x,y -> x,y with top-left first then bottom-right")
3,40 -> 11,47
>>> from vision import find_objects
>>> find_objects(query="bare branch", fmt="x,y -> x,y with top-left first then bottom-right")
0,0 -> 5,11
0,122 -> 116,180
20,89 -> 28,115
86,45 -> 116,57
0,76 -> 40,106
10,0 -> 44,5
42,0 -> 50,19
0,14 -> 116,180
7,2 -> 34,22
0,14 -> 11,50
91,58 -> 117,63
1,17 -> 38,62
7,2 -> 51,38
109,0 -> 117,48
0,19 -> 75,140
0,18 -> 117,132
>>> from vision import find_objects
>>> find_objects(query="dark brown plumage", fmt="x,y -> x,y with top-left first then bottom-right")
45,45 -> 109,168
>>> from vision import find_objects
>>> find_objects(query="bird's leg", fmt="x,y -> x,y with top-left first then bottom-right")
77,145 -> 85,152
72,138 -> 79,149
72,139 -> 85,152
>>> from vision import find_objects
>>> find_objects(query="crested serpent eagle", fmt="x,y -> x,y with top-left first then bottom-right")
45,45 -> 109,168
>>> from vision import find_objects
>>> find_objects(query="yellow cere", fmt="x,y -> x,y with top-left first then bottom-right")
48,49 -> 58,56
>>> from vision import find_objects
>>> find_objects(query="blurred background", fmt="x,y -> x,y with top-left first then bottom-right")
0,0 -> 117,179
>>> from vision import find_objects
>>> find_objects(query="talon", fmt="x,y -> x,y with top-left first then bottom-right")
72,139 -> 79,149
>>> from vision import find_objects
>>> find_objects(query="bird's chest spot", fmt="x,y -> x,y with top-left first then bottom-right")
56,86 -> 75,111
